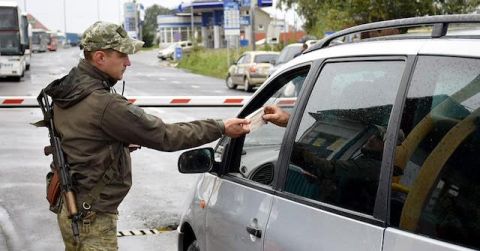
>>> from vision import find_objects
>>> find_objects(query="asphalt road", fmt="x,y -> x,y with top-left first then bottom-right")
0,47 -> 249,251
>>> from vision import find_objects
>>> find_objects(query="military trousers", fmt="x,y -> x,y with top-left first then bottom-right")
57,204 -> 118,251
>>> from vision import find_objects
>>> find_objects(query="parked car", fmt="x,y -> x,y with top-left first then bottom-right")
177,15 -> 480,251
157,41 -> 193,60
268,43 -> 303,75
226,51 -> 279,92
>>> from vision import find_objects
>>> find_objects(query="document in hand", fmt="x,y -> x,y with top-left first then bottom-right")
246,107 -> 267,132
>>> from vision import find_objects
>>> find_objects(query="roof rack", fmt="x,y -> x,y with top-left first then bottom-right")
304,14 -> 480,54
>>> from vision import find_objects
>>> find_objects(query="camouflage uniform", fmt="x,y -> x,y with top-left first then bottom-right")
45,22 -> 225,250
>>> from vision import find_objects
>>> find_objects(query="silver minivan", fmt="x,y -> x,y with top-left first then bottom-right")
177,15 -> 480,251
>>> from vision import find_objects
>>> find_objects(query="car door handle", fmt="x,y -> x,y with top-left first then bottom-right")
246,226 -> 262,238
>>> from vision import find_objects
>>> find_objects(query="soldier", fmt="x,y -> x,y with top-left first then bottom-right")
44,21 -> 249,250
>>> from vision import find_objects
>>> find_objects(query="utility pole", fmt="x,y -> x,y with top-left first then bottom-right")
250,0 -> 256,51
97,0 -> 100,20
63,0 -> 67,33
23,0 -> 26,12
190,2 -> 194,43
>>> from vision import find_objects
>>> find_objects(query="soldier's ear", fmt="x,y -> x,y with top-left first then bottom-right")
92,51 -> 106,65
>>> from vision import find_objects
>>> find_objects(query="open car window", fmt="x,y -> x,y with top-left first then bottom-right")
224,66 -> 310,187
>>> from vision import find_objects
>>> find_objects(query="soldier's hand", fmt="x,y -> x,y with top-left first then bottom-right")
223,118 -> 250,138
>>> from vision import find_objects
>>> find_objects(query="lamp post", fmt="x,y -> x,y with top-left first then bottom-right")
63,0 -> 67,33
97,0 -> 100,20
250,0 -> 256,50
190,1 -> 194,43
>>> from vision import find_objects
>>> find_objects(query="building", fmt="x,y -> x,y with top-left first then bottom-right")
157,0 -> 275,49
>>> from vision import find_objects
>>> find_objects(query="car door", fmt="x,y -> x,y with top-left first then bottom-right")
233,53 -> 251,84
231,55 -> 245,84
205,65 -> 312,251
383,56 -> 480,251
264,57 -> 409,250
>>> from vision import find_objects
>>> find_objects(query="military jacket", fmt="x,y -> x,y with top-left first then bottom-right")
45,60 -> 224,213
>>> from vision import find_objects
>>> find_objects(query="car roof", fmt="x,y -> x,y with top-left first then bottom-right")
269,14 -> 480,78
245,51 -> 280,55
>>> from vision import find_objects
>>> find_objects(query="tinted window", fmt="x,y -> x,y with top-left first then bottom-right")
285,60 -> 405,215
391,56 -> 480,249
0,8 -> 18,29
254,54 -> 278,64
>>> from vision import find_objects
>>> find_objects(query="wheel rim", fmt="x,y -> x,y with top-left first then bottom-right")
226,76 -> 234,89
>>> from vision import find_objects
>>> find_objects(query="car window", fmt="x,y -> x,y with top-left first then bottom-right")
277,45 -> 302,64
236,55 -> 246,64
285,60 -> 405,215
226,66 -> 310,187
254,54 -> 278,64
243,54 -> 251,64
391,56 -> 480,250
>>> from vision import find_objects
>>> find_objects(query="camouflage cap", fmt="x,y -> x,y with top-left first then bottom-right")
80,21 -> 144,54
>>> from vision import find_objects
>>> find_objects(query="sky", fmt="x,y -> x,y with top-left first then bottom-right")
11,0 -> 301,34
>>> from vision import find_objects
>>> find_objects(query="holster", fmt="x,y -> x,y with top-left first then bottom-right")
46,163 -> 62,214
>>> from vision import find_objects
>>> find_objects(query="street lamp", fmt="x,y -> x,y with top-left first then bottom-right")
250,0 -> 256,50
63,0 -> 67,33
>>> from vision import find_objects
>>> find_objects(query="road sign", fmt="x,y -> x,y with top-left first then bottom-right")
224,0 -> 240,36
175,46 -> 183,60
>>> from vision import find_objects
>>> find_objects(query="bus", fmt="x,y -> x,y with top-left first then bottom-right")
20,13 -> 31,70
0,1 -> 28,81
32,28 -> 48,53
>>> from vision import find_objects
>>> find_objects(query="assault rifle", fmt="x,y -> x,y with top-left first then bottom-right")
37,89 -> 81,245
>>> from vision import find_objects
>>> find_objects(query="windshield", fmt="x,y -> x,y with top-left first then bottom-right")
277,45 -> 303,64
0,8 -> 18,30
32,32 -> 47,44
0,32 -> 21,55
254,54 -> 278,64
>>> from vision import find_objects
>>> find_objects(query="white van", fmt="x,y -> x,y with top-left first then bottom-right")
157,41 -> 193,60
177,15 -> 480,251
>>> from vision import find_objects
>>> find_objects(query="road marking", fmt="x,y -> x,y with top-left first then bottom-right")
191,85 -> 200,89
117,225 -> 177,237
172,81 -> 181,84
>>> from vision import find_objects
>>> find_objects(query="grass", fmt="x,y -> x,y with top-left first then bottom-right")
177,47 -> 245,79
176,44 -> 282,79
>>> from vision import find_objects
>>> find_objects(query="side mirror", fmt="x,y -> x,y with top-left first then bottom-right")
178,147 -> 215,173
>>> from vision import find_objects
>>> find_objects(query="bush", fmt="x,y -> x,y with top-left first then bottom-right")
177,48 -> 246,79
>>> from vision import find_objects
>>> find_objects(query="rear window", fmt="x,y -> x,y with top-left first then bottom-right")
254,54 -> 278,64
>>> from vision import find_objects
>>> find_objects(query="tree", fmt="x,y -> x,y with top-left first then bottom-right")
278,0 -> 480,37
142,4 -> 174,47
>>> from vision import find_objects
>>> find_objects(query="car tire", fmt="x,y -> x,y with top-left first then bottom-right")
244,78 -> 252,92
186,240 -> 200,251
226,75 -> 237,89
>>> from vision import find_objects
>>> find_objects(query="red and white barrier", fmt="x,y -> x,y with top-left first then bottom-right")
0,96 -> 252,108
